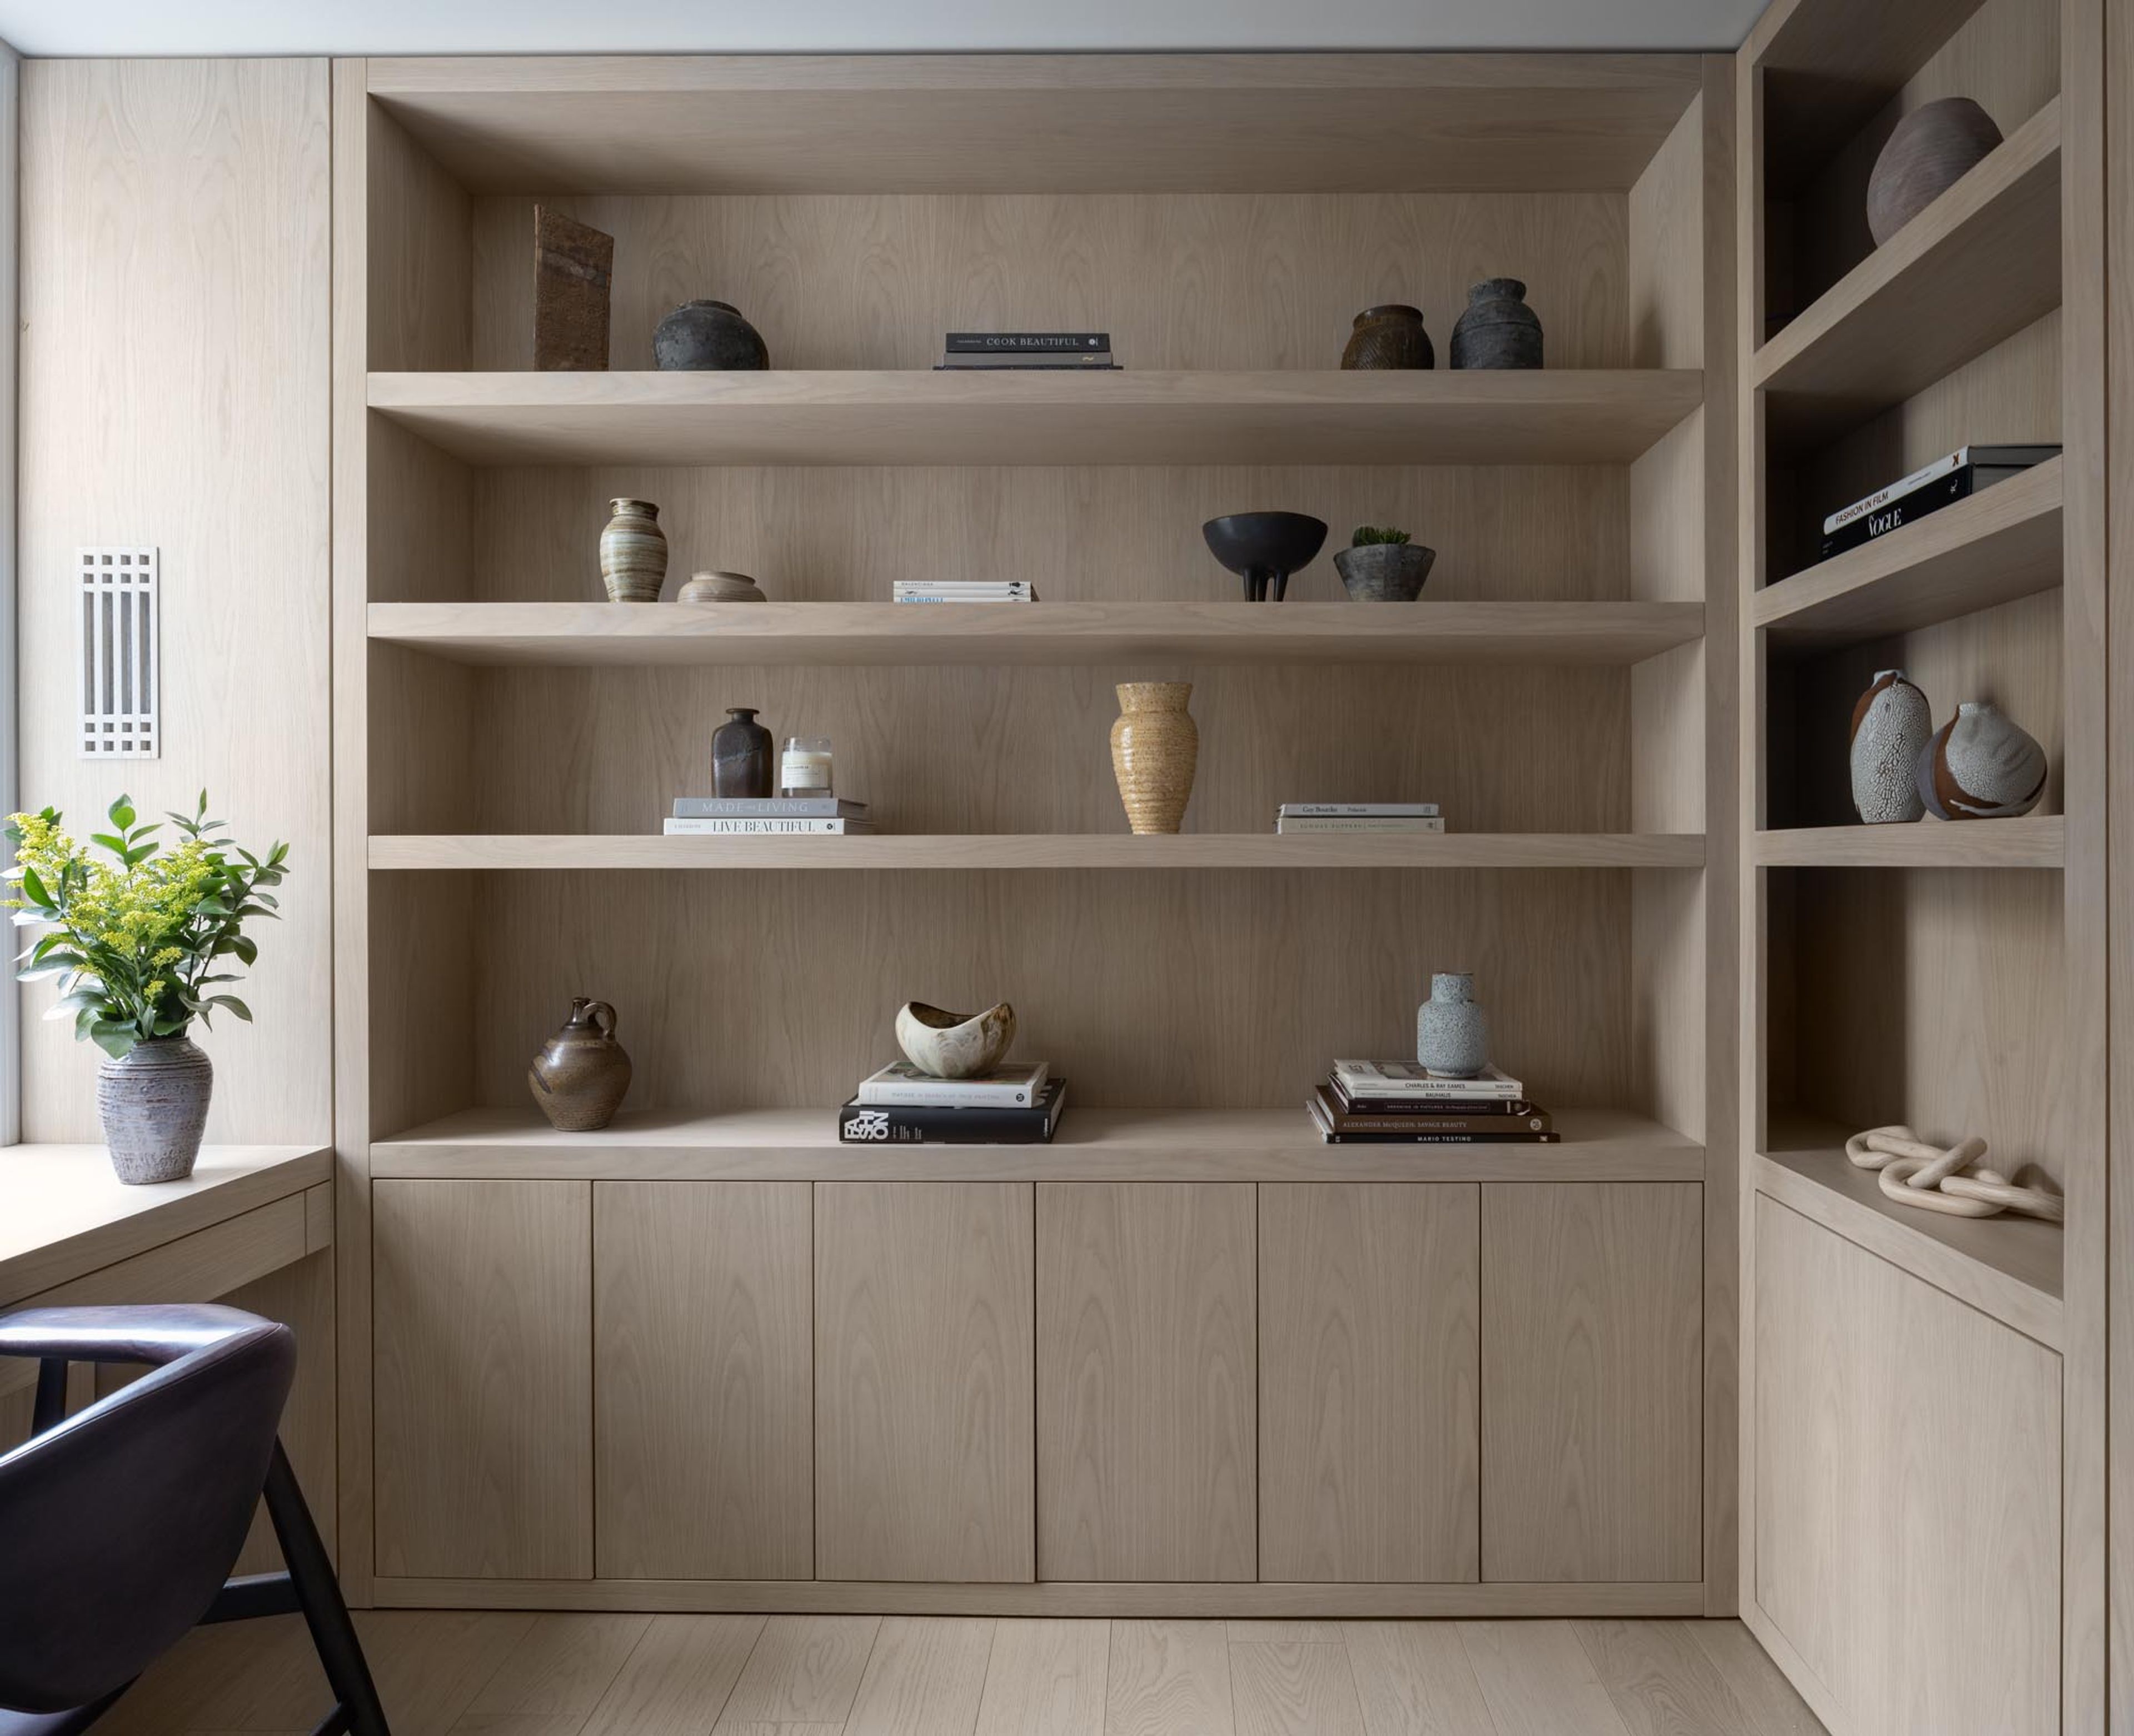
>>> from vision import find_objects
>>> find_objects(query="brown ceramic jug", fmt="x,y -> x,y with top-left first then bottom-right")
528,997 -> 632,1131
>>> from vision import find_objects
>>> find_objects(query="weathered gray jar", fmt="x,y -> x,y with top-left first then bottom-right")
653,299 -> 770,371
1449,278 -> 1543,370
98,1036 -> 214,1184
1416,972 -> 1490,1078
1334,542 -> 1437,601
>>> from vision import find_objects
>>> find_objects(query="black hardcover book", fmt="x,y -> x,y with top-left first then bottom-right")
1306,1094 -> 1559,1144
839,1077 -> 1067,1144
944,331 -> 1110,353
1818,462 -> 2031,561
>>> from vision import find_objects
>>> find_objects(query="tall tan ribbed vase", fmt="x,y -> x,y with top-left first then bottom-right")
1109,682 -> 1198,834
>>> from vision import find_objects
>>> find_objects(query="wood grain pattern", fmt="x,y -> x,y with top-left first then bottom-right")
970,1619 -> 1108,1736
1753,1195 -> 2060,1736
1035,1183 -> 1255,1582
815,1184 -> 1035,1583
1102,1622 -> 1234,1736
840,1617 -> 994,1736
1340,1620 -> 1496,1736
1480,1184 -> 1703,1583
372,1179 -> 592,1580
1574,1619 -> 1795,1736
1457,1621 -> 1631,1736
1753,816 -> 2065,866
593,1183 -> 813,1579
1228,1642 -> 1365,1736
1257,1184 -> 1480,1584
452,1612 -> 650,1730
577,1614 -> 764,1736
713,1615 -> 879,1728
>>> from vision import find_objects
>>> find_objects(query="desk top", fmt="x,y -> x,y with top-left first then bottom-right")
0,1144 -> 332,1304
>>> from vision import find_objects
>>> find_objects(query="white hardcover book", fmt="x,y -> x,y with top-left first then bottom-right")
891,595 -> 1037,605
1277,817 -> 1447,834
1332,1059 -> 1525,1099
662,817 -> 871,835
1278,802 -> 1442,817
1822,449 -> 1968,535
856,1060 -> 1051,1108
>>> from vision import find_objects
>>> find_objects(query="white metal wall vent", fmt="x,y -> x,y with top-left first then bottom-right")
77,546 -> 159,759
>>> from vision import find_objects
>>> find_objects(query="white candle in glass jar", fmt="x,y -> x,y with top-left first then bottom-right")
780,737 -> 833,795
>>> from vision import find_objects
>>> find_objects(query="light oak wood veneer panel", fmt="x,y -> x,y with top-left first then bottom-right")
1481,1183 -> 1702,1583
372,1179 -> 592,1580
1754,1196 -> 2060,1736
1036,1183 -> 1256,1582
815,1183 -> 1035,1583
1258,1184 -> 1480,1584
594,1181 -> 813,1579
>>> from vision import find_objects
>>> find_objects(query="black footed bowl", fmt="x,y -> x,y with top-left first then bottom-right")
1202,512 -> 1329,602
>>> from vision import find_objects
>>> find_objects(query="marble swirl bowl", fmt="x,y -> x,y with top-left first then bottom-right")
895,1000 -> 1016,1079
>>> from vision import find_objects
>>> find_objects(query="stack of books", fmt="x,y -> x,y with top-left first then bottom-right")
664,796 -> 872,836
1819,443 -> 2061,560
892,580 -> 1039,605
935,331 -> 1120,370
1276,802 -> 1444,835
1308,1060 -> 1557,1144
839,1060 -> 1067,1144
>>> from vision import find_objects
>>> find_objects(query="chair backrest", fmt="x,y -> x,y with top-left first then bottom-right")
0,1304 -> 295,1713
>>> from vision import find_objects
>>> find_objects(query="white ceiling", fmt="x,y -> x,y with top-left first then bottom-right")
0,0 -> 1762,58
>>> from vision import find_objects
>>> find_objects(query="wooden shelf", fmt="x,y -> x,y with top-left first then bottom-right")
368,832 -> 1706,871
1757,1113 -> 2061,1349
369,600 -> 1708,669
366,370 -> 1706,468
371,1105 -> 1702,1184
1753,458 -> 2062,650
366,53 -> 1705,196
1753,817 -> 2064,869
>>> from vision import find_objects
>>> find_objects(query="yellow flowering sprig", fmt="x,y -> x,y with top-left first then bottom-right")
6,792 -> 290,1059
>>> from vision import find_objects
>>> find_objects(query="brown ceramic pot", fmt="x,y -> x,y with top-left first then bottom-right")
1109,682 -> 1198,835
1340,305 -> 1434,370
528,997 -> 633,1131
1867,97 -> 2003,245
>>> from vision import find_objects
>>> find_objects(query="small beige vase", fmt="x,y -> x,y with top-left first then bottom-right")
1110,682 -> 1198,834
599,497 -> 667,602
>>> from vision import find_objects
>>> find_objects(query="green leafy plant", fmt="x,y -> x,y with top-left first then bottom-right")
1350,526 -> 1413,547
6,793 -> 290,1059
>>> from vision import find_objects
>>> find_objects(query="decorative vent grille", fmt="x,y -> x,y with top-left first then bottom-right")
78,547 -> 159,759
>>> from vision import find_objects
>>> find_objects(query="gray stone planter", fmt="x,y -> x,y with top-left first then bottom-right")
1334,542 -> 1437,601
97,1036 -> 213,1184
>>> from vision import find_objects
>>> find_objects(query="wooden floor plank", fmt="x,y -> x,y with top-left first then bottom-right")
842,1616 -> 996,1736
1342,1620 -> 1500,1736
355,1611 -> 543,1736
1104,1620 -> 1236,1736
1574,1621 -> 1775,1736
1681,1623 -> 1826,1736
975,1618 -> 1110,1735
713,1614 -> 882,1730
450,1613 -> 654,1733
579,1613 -> 766,1736
1229,1642 -> 1366,1736
1458,1622 -> 1632,1736
1225,1621 -> 1348,1645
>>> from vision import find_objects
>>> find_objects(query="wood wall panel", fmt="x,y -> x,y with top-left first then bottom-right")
815,1182 -> 1035,1582
594,1180 -> 813,1579
1257,1183 -> 1480,1583
17,59 -> 332,1144
1480,1181 -> 1702,1582
1754,1196 -> 2060,1735
1036,1181 -> 1256,1581
468,191 -> 1631,372
372,1179 -> 592,1580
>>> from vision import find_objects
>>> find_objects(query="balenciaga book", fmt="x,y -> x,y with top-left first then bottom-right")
1277,817 -> 1446,834
1819,445 -> 2060,560
839,1077 -> 1068,1143
1278,803 -> 1442,817
672,797 -> 869,819
945,332 -> 1110,353
1307,1091 -> 1559,1144
1330,1059 -> 1526,1101
856,1059 -> 1050,1108
662,817 -> 873,835
1310,1083 -> 1551,1136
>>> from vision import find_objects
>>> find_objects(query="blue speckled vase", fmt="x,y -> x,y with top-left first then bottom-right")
1416,972 -> 1489,1079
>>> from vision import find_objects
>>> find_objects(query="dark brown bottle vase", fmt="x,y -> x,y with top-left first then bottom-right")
712,706 -> 775,798
528,997 -> 632,1131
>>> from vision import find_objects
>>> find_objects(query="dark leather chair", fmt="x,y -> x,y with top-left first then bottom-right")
0,1304 -> 390,1736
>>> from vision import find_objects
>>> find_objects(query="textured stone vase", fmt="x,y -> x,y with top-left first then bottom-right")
1416,972 -> 1490,1079
1110,682 -> 1199,835
1868,97 -> 2004,245
98,1036 -> 213,1185
528,997 -> 633,1131
1340,305 -> 1434,370
1334,542 -> 1438,601
711,706 -> 775,799
896,1001 -> 1016,1079
1449,278 -> 1543,370
599,498 -> 667,602
1849,669 -> 1932,824
1916,700 -> 2048,819
653,299 -> 770,370
678,570 -> 767,603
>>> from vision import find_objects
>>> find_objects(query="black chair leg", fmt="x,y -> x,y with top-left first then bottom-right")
31,1356 -> 68,1435
260,1443 -> 392,1736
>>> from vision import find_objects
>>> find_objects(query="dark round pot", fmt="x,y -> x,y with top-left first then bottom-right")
712,706 -> 775,798
1334,542 -> 1437,601
98,1036 -> 213,1184
653,299 -> 770,371
1867,97 -> 2004,245
1340,305 -> 1434,370
1450,279 -> 1543,370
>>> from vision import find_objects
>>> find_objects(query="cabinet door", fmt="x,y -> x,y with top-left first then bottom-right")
1036,1181 -> 1256,1581
815,1182 -> 1035,1582
1259,1183 -> 1479,1582
594,1181 -> 813,1579
1481,1181 -> 1701,1582
373,1179 -> 591,1580
1756,1196 -> 2058,1736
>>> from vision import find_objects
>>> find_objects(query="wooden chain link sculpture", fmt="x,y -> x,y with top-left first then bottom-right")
1844,1125 -> 2065,1222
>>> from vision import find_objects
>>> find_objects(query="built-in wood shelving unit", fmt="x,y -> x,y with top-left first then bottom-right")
370,600 -> 1708,669
1754,456 -> 2062,647
366,368 -> 1706,467
1752,815 -> 2064,868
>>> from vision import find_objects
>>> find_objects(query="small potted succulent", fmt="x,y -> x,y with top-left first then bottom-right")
7,794 -> 290,1184
1334,526 -> 1438,601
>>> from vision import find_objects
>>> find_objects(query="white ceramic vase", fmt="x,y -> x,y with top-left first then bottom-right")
1416,972 -> 1489,1079
1917,700 -> 2048,819
1848,669 -> 1931,824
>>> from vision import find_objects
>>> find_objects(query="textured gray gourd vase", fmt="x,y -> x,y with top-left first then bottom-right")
1916,700 -> 2048,819
1449,278 -> 1543,370
1849,669 -> 1932,824
1333,542 -> 1437,601
1416,972 -> 1489,1078
98,1036 -> 214,1184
